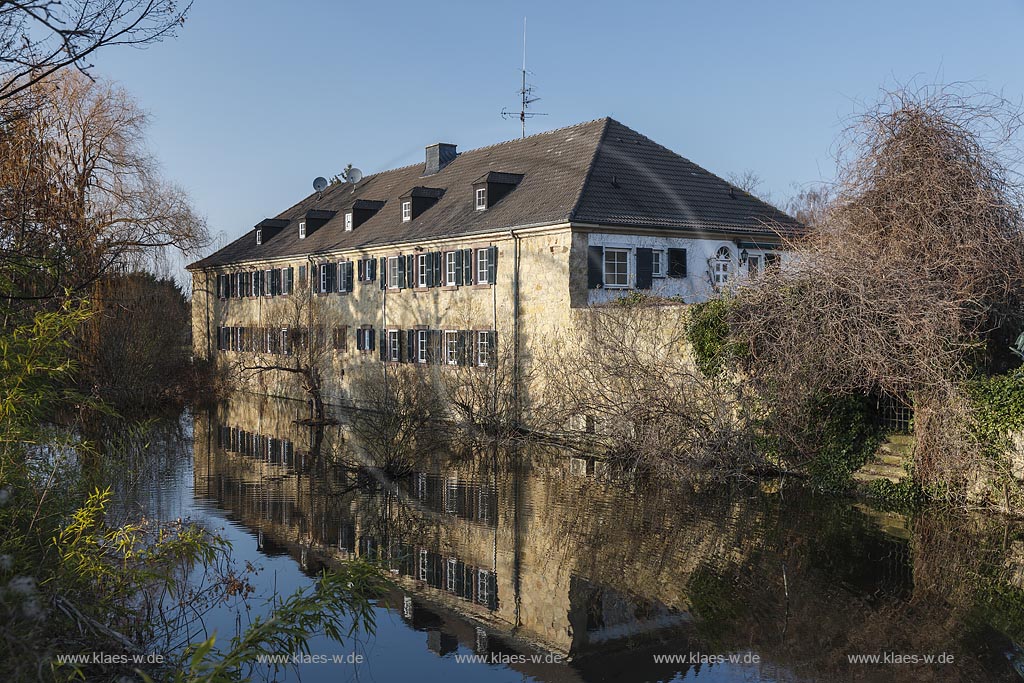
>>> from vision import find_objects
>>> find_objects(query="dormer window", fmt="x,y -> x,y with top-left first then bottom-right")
344,212 -> 353,231
401,201 -> 412,222
475,187 -> 487,210
299,221 -> 307,239
255,229 -> 262,245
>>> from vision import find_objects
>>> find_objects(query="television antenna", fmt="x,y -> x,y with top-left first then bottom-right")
501,17 -> 547,138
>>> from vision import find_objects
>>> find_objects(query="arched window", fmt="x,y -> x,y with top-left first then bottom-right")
713,246 -> 732,285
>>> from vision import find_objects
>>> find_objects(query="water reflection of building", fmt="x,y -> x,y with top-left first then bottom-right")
193,395 -> 1024,682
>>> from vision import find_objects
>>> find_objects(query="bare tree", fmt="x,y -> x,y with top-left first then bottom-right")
542,297 -> 768,477
731,86 -> 1024,488
229,283 -> 344,423
0,71 -> 209,307
0,0 -> 191,111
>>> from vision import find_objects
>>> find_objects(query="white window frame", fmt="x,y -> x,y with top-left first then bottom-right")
344,212 -> 353,231
388,256 -> 400,290
445,252 -> 457,286
251,272 -> 259,297
476,331 -> 491,367
603,248 -> 630,288
446,558 -> 458,592
388,330 -> 400,362
419,549 -> 428,581
444,330 -> 458,365
417,253 -> 428,288
475,187 -> 487,210
319,264 -> 329,293
255,229 -> 262,245
298,221 -> 306,239
651,250 -> 665,278
477,569 -> 491,605
713,246 -> 732,285
401,201 -> 412,222
476,248 -> 490,284
417,330 -> 428,363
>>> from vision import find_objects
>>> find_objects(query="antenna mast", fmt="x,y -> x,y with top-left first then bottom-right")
502,16 -> 546,138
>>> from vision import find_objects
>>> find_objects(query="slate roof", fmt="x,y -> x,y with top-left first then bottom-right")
188,118 -> 800,270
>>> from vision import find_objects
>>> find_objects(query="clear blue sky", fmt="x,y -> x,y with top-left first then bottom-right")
91,0 -> 1024,274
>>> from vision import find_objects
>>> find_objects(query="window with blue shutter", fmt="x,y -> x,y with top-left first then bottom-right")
636,248 -> 654,290
587,246 -> 604,289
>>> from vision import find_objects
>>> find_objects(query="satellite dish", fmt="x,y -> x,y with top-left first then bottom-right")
346,167 -> 363,184
312,176 -> 328,193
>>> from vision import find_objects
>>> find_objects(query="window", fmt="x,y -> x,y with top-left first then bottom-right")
298,221 -> 306,239
319,264 -> 329,293
713,246 -> 732,285
417,254 -> 428,288
444,330 -> 458,365
747,255 -> 760,276
476,248 -> 490,284
446,558 -> 458,592
401,201 -> 412,221
388,256 -> 400,289
445,252 -> 457,286
477,570 -> 491,606
280,328 -> 290,356
388,330 -> 400,362
255,229 -> 262,245
475,187 -> 487,210
417,330 -> 428,363
332,326 -> 348,351
344,212 -> 353,231
356,327 -> 374,352
603,248 -> 630,288
651,250 -> 665,277
476,331 -> 493,367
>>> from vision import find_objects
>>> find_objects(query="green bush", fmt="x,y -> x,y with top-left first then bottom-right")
966,368 -> 1024,456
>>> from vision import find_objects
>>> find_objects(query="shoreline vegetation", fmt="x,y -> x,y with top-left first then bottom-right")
2,3 -> 1024,675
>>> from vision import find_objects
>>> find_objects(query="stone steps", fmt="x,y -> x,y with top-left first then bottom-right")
853,434 -> 913,484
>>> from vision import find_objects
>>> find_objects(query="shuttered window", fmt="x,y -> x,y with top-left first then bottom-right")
444,330 -> 459,365
417,330 -> 428,363
475,248 -> 490,284
445,252 -> 457,286
603,249 -> 630,288
417,254 -> 428,288
667,248 -> 688,278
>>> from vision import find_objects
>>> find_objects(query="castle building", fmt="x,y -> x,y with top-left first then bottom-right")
187,118 -> 799,405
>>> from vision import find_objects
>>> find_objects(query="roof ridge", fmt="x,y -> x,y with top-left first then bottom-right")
568,118 -> 612,221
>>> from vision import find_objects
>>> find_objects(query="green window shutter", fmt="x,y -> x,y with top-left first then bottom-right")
406,255 -> 414,288
379,329 -> 387,361
369,258 -> 377,282
462,248 -> 473,284
488,331 -> 497,368
397,256 -> 407,289
432,252 -> 442,287
287,267 -> 294,293
454,250 -> 464,286
488,246 -> 498,282
636,248 -> 654,290
344,262 -> 354,292
668,248 -> 688,278
407,330 -> 416,362
379,257 -> 387,289
369,328 -> 376,352
587,246 -> 604,289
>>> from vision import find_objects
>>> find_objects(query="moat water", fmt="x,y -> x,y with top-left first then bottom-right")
111,395 -> 1024,682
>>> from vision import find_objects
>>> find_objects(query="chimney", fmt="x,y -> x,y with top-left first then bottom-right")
424,142 -> 457,175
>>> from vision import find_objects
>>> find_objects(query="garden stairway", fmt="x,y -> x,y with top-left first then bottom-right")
853,434 -> 913,484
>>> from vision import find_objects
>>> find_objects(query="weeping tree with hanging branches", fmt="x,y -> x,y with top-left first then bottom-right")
730,86 -> 1024,496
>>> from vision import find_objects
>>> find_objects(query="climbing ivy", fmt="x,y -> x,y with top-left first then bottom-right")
966,368 -> 1024,457
686,297 -> 746,377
